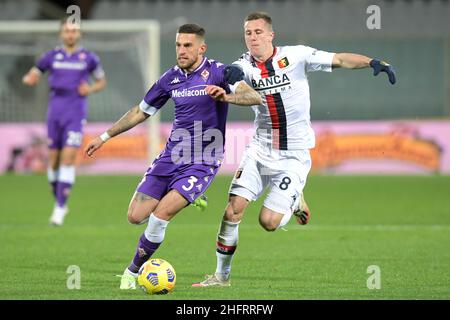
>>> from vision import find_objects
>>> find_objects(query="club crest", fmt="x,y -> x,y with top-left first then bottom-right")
277,57 -> 289,68
201,69 -> 209,82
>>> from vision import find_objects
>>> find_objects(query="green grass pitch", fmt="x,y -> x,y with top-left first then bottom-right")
0,174 -> 449,300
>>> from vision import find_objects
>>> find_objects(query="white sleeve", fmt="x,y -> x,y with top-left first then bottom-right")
304,46 -> 335,73
138,100 -> 159,116
228,80 -> 245,94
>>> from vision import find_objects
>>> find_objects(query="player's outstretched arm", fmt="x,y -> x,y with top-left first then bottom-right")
85,105 -> 149,157
22,67 -> 41,86
332,53 -> 372,69
206,82 -> 262,106
332,53 -> 396,84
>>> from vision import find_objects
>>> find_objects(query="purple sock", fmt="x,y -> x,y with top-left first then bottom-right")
50,181 -> 57,199
56,182 -> 72,207
128,233 -> 161,273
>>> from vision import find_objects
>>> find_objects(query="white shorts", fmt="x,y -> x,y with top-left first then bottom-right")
229,141 -> 312,215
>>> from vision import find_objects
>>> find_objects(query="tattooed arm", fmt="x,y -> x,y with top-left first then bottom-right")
206,81 -> 262,106
105,105 -> 149,138
85,105 -> 149,157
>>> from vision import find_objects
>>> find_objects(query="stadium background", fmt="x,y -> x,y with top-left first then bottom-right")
2,0 -> 450,123
0,0 -> 449,300
1,0 -> 450,175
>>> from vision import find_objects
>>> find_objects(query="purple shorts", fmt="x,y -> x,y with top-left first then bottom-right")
47,95 -> 87,150
47,116 -> 85,150
136,156 -> 220,203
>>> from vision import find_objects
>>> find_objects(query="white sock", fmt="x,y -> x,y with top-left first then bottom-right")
144,213 -> 169,243
58,165 -> 76,184
278,211 -> 294,229
47,167 -> 58,183
124,268 -> 138,277
215,220 -> 240,279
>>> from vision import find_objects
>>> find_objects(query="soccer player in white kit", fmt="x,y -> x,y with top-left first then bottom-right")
193,12 -> 396,287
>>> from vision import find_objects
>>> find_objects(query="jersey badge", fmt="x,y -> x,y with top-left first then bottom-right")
277,57 -> 289,69
201,69 -> 209,82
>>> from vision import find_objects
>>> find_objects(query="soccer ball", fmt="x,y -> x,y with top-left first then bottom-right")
137,258 -> 176,295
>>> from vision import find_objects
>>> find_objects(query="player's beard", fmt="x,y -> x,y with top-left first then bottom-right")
177,56 -> 199,72
63,38 -> 79,51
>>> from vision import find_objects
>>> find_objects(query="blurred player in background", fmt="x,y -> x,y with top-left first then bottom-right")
22,17 -> 106,226
194,11 -> 396,287
84,23 -> 261,289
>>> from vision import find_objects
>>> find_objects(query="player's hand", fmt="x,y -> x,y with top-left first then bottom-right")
78,81 -> 92,96
224,65 -> 244,85
206,85 -> 228,102
84,136 -> 104,158
370,59 -> 396,85
22,73 -> 39,86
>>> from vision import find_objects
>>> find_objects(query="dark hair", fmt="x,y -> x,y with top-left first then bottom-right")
177,23 -> 205,38
245,12 -> 273,27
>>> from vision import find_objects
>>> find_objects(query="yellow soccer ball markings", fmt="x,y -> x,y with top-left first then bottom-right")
137,258 -> 177,295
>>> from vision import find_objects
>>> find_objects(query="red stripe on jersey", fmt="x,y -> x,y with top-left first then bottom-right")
256,58 -> 281,150
265,94 -> 280,149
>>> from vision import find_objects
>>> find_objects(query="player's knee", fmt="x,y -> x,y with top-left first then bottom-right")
60,156 -> 76,166
259,220 -> 278,232
127,213 -> 141,225
224,197 -> 247,222
258,215 -> 279,232
225,203 -> 242,218
127,207 -> 144,225
60,160 -> 75,166
60,148 -> 78,166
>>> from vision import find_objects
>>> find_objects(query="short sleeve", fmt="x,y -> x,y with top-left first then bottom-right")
35,50 -> 53,73
139,77 -> 170,116
231,56 -> 253,84
212,61 -> 232,94
304,46 -> 335,73
88,53 -> 105,79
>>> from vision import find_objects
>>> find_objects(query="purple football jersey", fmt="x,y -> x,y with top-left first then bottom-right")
36,47 -> 104,120
139,57 -> 230,170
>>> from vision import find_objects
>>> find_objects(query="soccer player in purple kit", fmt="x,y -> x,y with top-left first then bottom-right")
22,18 -> 106,226
84,24 -> 261,289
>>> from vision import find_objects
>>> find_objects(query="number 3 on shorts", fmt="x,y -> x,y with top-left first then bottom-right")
279,176 -> 292,190
182,176 -> 198,191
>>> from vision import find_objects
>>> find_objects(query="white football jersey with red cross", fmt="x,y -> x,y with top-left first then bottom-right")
233,45 -> 335,150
